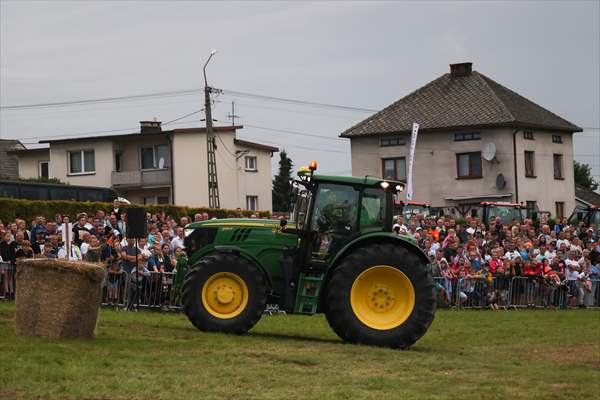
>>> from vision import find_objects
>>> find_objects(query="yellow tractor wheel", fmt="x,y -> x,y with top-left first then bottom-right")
182,254 -> 266,334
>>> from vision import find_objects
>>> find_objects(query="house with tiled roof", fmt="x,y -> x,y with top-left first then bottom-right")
342,62 -> 582,218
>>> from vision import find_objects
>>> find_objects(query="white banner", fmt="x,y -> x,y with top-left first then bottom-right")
406,122 -> 419,201
60,223 -> 73,243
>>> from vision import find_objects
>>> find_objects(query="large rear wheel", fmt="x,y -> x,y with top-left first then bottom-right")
182,253 -> 267,334
325,243 -> 435,348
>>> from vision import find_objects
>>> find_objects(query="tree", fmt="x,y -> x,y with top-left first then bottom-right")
574,161 -> 598,190
272,151 -> 293,212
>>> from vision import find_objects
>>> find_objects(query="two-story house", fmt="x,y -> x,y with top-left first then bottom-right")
13,121 -> 277,211
341,62 -> 582,218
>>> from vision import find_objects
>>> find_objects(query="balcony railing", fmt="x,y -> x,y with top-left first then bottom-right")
111,169 -> 171,188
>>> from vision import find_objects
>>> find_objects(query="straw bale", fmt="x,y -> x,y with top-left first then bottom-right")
15,258 -> 106,339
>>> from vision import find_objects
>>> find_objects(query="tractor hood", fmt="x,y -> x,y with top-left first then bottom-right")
186,218 -> 282,230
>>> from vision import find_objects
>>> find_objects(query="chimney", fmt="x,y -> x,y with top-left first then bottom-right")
450,62 -> 472,77
140,120 -> 162,133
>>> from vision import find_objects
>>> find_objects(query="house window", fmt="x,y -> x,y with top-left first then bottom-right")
526,201 -> 537,218
245,156 -> 257,171
115,152 -> 123,172
553,154 -> 563,179
456,152 -> 482,178
555,202 -> 564,219
38,161 -> 49,179
454,132 -> 481,141
144,196 -> 170,205
524,130 -> 535,140
68,150 -> 95,175
141,144 -> 169,170
380,137 -> 406,147
246,195 -> 258,211
552,135 -> 563,144
382,158 -> 406,181
524,151 -> 536,177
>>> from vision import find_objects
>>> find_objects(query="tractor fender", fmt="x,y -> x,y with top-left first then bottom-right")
195,245 -> 273,289
329,232 -> 430,268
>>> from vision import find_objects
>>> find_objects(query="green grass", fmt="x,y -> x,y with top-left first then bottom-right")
0,302 -> 599,400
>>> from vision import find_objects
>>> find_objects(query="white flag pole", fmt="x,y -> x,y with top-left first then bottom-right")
406,122 -> 420,201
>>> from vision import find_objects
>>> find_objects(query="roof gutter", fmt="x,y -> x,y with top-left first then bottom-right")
512,127 -> 520,204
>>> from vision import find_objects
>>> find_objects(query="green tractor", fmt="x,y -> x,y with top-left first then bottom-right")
181,162 -> 435,348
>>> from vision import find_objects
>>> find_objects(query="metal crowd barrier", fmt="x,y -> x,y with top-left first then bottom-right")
101,270 -> 181,310
433,276 -> 600,309
0,262 -> 16,300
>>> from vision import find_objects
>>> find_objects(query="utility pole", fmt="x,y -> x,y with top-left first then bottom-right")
227,101 -> 240,126
203,50 -> 220,208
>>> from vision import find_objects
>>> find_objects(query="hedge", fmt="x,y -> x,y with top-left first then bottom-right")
0,198 -> 271,224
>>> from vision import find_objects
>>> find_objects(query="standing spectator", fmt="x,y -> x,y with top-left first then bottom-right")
15,240 -> 34,259
0,232 -> 16,264
42,241 -> 58,259
112,199 -> 122,221
72,213 -> 90,247
170,227 -> 185,252
120,238 -> 139,274
57,241 -> 82,261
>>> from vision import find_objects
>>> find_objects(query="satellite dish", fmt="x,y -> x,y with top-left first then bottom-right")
158,157 -> 165,169
483,142 -> 497,161
496,173 -> 506,190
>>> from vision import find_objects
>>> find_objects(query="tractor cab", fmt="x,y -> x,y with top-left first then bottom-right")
568,205 -> 600,226
394,201 -> 432,221
289,162 -> 402,267
477,202 -> 525,225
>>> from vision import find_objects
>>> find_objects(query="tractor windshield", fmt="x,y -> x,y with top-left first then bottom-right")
290,188 -> 311,230
402,204 -> 430,219
486,205 -> 523,225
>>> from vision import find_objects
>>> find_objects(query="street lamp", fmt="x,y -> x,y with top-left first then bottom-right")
203,49 -> 218,87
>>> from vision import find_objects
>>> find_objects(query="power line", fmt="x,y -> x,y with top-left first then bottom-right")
0,89 -> 202,110
0,87 -> 378,114
217,88 -> 377,113
243,124 -> 346,142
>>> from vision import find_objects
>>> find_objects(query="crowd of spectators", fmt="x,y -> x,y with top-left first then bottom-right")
1,198 -> 599,310
393,213 -> 600,309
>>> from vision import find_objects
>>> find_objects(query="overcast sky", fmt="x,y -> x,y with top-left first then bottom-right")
1,1 -> 598,180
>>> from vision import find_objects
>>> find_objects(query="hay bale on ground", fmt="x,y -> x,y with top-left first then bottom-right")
15,258 -> 106,339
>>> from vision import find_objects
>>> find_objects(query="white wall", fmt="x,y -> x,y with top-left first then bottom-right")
17,150 -> 49,179
172,129 -> 274,211
516,130 -> 576,215
49,140 -> 114,187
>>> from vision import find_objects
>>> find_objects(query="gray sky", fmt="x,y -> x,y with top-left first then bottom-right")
1,1 -> 599,180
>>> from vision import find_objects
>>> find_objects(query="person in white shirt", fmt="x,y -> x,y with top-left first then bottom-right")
57,242 -> 82,261
80,231 -> 91,258
170,227 -> 185,252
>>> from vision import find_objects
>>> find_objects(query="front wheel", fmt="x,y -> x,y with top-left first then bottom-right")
325,243 -> 435,348
182,253 -> 267,334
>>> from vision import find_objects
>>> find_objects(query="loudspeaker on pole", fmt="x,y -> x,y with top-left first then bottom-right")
126,207 -> 148,238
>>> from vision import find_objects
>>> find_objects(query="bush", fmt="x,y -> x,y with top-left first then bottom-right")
0,198 -> 270,224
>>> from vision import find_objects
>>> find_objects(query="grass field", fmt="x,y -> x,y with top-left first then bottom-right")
0,302 -> 598,400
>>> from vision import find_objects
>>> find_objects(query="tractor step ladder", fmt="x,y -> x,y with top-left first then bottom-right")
294,272 -> 324,314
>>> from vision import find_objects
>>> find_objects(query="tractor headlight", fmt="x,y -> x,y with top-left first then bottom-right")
396,185 -> 404,192
380,181 -> 390,190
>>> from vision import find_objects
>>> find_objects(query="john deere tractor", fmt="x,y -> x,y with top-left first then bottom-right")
181,162 -> 435,348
